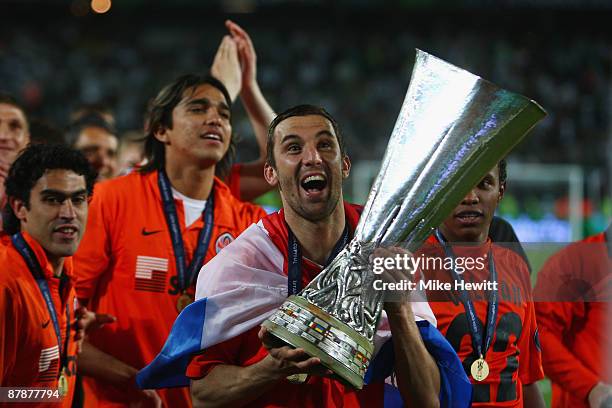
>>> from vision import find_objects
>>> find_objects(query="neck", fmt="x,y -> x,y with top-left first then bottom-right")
49,257 -> 64,278
285,203 -> 346,265
164,160 -> 215,200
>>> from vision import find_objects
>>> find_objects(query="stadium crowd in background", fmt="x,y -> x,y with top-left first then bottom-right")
1,12 -> 608,170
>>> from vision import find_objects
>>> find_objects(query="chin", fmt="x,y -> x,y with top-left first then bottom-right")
50,243 -> 79,257
189,146 -> 223,161
299,202 -> 337,222
456,229 -> 486,243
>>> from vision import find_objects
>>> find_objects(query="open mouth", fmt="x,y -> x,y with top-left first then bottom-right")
53,225 -> 79,239
455,211 -> 483,222
200,133 -> 222,142
300,174 -> 328,194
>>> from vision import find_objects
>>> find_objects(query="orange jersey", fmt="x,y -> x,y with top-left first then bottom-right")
226,163 -> 242,200
419,236 -> 544,407
0,232 -> 79,408
74,170 -> 266,408
534,231 -> 611,408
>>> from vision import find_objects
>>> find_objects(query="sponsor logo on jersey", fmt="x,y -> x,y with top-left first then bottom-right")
134,256 -> 169,293
141,228 -> 162,236
37,345 -> 59,381
215,232 -> 235,254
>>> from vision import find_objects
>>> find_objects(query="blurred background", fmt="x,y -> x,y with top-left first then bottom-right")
1,0 -> 610,243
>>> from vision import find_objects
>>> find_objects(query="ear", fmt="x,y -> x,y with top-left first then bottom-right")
9,197 -> 28,223
153,125 -> 169,144
341,155 -> 351,179
498,181 -> 506,202
264,162 -> 278,187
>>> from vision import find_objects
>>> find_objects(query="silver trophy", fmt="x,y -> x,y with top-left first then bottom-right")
262,49 -> 546,389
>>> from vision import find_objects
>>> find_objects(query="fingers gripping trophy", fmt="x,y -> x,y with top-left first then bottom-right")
262,49 -> 546,389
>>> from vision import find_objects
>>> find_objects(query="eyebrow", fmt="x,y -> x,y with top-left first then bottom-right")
186,98 -> 230,112
279,130 -> 335,145
40,189 -> 88,196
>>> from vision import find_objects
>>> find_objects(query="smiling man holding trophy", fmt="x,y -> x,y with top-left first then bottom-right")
137,50 -> 546,408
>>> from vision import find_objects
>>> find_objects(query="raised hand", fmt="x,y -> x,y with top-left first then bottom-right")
210,35 -> 241,102
225,20 -> 257,90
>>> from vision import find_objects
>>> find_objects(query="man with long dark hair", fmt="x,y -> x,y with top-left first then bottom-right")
73,67 -> 269,406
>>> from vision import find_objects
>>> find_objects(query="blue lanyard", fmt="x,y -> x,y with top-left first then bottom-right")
158,170 -> 215,292
12,233 -> 70,372
434,230 -> 498,359
287,223 -> 350,296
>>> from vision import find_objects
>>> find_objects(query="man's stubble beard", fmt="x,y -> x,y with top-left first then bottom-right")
295,192 -> 341,223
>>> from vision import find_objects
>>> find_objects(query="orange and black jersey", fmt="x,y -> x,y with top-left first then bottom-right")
417,235 -> 544,407
0,232 -> 79,408
74,170 -> 266,407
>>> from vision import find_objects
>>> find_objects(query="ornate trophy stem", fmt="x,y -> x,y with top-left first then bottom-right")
263,49 -> 546,389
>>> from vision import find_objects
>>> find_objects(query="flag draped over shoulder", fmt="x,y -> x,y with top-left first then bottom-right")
136,221 -> 472,407
136,222 -> 287,389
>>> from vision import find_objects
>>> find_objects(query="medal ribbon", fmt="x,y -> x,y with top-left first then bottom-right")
158,170 -> 215,292
434,230 -> 498,361
12,233 -> 71,377
287,223 -> 350,296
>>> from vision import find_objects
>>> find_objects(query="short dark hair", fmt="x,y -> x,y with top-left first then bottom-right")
66,112 -> 117,146
140,74 -> 236,178
70,102 -> 115,127
0,92 -> 29,128
2,144 -> 97,235
266,104 -> 345,168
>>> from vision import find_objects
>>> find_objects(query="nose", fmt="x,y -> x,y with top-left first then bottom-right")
302,144 -> 323,167
59,199 -> 77,220
205,109 -> 223,127
461,188 -> 479,205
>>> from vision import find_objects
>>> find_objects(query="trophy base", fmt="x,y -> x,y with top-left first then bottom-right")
262,295 -> 373,389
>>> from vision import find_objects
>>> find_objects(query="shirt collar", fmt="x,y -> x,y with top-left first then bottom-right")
147,170 -> 237,229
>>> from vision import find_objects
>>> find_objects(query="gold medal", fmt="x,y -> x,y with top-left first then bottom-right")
470,356 -> 489,381
58,368 -> 69,396
177,292 -> 194,313
286,373 -> 308,384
